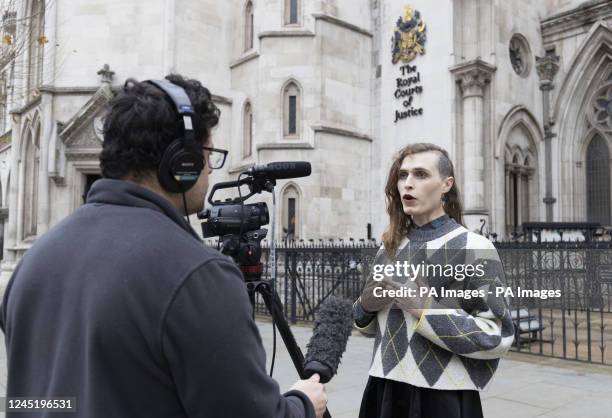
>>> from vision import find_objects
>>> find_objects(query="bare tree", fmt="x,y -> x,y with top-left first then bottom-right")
0,0 -> 59,132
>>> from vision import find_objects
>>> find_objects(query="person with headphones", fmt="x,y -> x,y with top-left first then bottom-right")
0,75 -> 327,418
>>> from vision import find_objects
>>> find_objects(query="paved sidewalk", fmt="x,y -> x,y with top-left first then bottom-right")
255,319 -> 612,418
1,319 -> 612,417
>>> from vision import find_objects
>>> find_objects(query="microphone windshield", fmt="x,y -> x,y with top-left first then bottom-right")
304,296 -> 353,383
249,161 -> 311,179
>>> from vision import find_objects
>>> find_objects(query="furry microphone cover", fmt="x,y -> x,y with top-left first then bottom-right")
304,296 -> 354,382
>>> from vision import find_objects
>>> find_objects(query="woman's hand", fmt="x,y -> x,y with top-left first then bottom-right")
386,280 -> 424,319
359,277 -> 397,313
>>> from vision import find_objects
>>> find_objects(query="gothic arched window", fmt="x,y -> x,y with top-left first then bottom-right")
284,0 -> 300,26
244,1 -> 254,51
282,185 -> 300,240
23,121 -> 40,238
586,135 -> 611,225
505,145 -> 536,235
282,81 -> 301,138
27,0 -> 45,97
522,156 -> 531,227
243,101 -> 252,158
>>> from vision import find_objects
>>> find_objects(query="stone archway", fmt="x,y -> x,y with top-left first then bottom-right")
494,106 -> 543,237
554,22 -> 612,222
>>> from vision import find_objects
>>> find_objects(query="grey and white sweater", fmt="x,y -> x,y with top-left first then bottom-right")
353,215 -> 515,391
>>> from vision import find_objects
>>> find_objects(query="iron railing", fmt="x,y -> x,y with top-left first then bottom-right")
254,241 -> 380,321
494,240 -> 612,364
209,238 -> 612,365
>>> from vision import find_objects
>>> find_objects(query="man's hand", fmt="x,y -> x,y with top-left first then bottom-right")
359,277 -> 397,313
290,374 -> 327,418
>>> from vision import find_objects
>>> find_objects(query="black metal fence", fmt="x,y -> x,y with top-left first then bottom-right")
237,238 -> 612,365
495,240 -> 612,364
254,241 -> 380,321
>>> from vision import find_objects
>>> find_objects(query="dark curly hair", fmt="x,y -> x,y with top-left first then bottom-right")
100,74 -> 220,180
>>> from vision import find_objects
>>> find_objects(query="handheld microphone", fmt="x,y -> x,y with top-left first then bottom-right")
303,296 -> 353,383
246,161 -> 311,179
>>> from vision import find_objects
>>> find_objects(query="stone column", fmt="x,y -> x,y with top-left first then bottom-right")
516,167 -> 524,228
0,113 -> 21,286
505,168 -> 511,230
525,167 -> 535,222
536,51 -> 560,221
450,59 -> 496,232
37,92 -> 52,236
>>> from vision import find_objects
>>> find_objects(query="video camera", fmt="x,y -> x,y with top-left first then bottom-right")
197,161 -> 311,279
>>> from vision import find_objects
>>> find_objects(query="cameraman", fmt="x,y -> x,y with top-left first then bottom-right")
0,75 -> 326,418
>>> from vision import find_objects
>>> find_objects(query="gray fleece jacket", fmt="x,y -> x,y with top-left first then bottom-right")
0,178 -> 314,418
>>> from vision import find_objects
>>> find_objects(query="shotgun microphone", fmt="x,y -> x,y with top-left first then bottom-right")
303,296 -> 353,383
246,161 -> 311,180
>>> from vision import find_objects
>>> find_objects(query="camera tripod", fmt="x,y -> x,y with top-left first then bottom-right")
240,265 -> 306,376
238,264 -> 332,418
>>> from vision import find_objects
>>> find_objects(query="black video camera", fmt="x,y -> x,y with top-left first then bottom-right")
197,161 -> 311,279
201,202 -> 269,238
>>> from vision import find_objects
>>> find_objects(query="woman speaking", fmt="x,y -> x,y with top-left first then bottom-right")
353,143 -> 514,418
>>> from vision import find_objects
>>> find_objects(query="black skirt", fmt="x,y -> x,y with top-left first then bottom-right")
359,376 -> 483,418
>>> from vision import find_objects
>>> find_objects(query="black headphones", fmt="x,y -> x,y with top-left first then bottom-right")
146,79 -> 204,193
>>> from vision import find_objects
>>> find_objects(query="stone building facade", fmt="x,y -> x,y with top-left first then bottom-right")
0,0 -> 611,283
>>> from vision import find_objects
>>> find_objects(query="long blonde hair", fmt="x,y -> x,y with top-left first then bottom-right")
382,143 -> 464,255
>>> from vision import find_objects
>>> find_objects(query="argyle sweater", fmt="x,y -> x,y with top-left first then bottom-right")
353,216 -> 515,391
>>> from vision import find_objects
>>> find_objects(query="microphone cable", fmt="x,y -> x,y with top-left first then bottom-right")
236,171 -> 279,377
237,171 -> 248,239
182,192 -> 190,225
270,320 -> 277,377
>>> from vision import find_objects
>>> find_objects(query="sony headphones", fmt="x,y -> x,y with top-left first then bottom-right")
146,79 -> 204,193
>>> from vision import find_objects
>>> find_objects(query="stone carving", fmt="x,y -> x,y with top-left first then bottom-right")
452,61 -> 496,98
535,52 -> 560,84
509,35 -> 530,77
67,123 -> 102,149
588,81 -> 612,132
60,86 -> 112,148
97,63 -> 115,85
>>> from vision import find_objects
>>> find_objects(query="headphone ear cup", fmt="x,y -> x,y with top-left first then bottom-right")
158,139 -> 204,193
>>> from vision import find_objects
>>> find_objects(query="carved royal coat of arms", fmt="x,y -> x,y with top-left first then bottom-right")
391,5 -> 427,64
